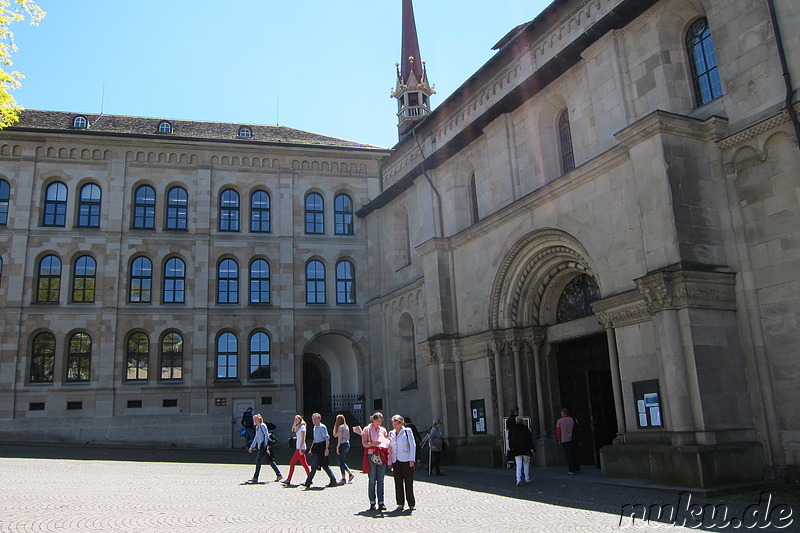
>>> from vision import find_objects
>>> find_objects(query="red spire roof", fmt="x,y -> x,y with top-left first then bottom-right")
400,0 -> 424,85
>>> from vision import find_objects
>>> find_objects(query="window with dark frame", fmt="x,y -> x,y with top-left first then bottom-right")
334,193 -> 354,235
304,192 -> 324,234
77,183 -> 101,228
249,331 -> 271,380
687,17 -> 723,107
160,332 -> 183,380
249,259 -> 270,304
72,116 -> 87,129
305,260 -> 326,304
132,185 -> 156,229
66,332 -> 91,382
217,258 -> 239,303
126,332 -> 149,381
219,189 -> 240,232
335,260 -> 356,304
216,332 -> 238,380
250,190 -> 270,233
43,182 -> 68,227
558,109 -> 575,174
0,179 -> 9,225
29,331 -> 55,383
165,186 -> 188,230
71,255 -> 96,302
163,257 -> 186,304
129,256 -> 153,303
36,255 -> 61,303
158,121 -> 172,133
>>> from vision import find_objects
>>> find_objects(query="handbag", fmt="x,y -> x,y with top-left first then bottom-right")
288,436 -> 297,450
370,452 -> 383,465
239,428 -> 247,437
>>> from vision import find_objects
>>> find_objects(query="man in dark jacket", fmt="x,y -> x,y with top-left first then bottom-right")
510,416 -> 535,486
241,407 -> 255,449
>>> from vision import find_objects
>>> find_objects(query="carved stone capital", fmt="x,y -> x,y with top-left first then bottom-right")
635,270 -> 737,313
592,290 -> 650,327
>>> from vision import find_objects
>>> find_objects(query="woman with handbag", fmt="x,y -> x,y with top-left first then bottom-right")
388,414 -> 416,512
429,418 -> 445,476
282,414 -> 311,485
361,412 -> 389,512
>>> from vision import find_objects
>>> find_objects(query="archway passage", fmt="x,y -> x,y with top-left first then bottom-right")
556,333 -> 617,467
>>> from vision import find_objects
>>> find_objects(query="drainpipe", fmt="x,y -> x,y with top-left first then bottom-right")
766,0 -> 800,151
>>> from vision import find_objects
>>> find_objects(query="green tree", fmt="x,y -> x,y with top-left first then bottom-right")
0,0 -> 45,129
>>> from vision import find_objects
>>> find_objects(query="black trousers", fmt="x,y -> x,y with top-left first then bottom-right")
562,441 -> 581,473
393,461 -> 415,507
430,451 -> 443,474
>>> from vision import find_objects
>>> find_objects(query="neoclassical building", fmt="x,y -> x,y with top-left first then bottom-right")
1,0 -> 798,487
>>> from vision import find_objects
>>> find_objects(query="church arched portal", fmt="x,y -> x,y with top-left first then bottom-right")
301,333 -> 365,427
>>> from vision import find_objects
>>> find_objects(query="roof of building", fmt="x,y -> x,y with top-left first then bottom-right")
10,110 -> 388,151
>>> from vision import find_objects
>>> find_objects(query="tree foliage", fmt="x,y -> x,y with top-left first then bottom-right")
0,0 -> 45,129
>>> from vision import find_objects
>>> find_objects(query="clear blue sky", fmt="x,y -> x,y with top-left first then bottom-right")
12,1 -> 550,148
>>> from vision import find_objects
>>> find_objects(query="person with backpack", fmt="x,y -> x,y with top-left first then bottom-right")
555,408 -> 582,475
246,414 -> 282,483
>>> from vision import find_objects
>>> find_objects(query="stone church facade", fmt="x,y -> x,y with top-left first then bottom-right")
0,0 -> 798,487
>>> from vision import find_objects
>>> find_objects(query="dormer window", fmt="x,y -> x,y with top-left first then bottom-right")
238,127 -> 252,138
158,121 -> 173,134
73,116 -> 88,129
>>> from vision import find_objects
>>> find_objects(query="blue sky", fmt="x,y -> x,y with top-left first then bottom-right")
12,1 -> 549,148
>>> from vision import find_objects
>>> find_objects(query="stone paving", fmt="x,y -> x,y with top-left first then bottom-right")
0,447 -> 797,532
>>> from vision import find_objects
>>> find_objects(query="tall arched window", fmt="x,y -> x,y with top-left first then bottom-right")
36,255 -> 61,303
216,332 -> 238,379
249,331 -> 271,379
30,332 -> 55,383
133,185 -> 156,229
558,109 -> 575,173
306,260 -> 326,304
334,193 -> 354,235
77,183 -> 101,228
126,332 -> 149,381
250,190 -> 271,233
556,274 -> 601,323
72,255 -> 96,302
0,179 -> 10,225
129,256 -> 153,303
687,17 -> 723,107
217,258 -> 239,303
305,192 -> 324,234
398,314 -> 417,390
219,189 -> 240,231
43,182 -> 68,227
166,186 -> 188,230
66,332 -> 91,382
335,260 -> 356,304
163,257 -> 186,303
160,332 -> 183,380
468,173 -> 479,224
249,259 -> 270,304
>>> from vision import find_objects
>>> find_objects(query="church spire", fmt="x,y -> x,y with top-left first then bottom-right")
392,0 -> 435,139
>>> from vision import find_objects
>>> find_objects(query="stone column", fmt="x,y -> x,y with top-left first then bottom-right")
421,344 -> 442,425
453,343 -> 467,439
531,336 -> 548,438
605,324 -> 626,441
510,340 -> 524,415
488,341 -> 505,436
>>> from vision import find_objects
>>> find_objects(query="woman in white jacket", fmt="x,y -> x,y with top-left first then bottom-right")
388,414 -> 416,512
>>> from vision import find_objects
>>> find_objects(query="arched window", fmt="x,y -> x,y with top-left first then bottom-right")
219,188 -> 240,231
687,17 -> 723,107
558,109 -> 575,173
158,121 -> 173,133
77,183 -> 101,228
398,314 -> 417,390
30,332 -> 55,383
72,116 -> 88,129
166,186 -> 188,230
163,257 -> 186,303
133,185 -> 156,229
305,192 -> 324,234
129,256 -> 153,303
334,193 -> 354,235
249,331 -> 271,379
72,255 -> 96,302
36,255 -> 61,303
126,332 -> 149,381
250,190 -> 270,233
468,173 -> 479,224
0,179 -> 10,225
160,332 -> 184,380
556,274 -> 602,323
66,332 -> 91,382
249,259 -> 270,304
306,260 -> 326,304
216,332 -> 238,379
238,126 -> 252,138
217,258 -> 239,303
335,260 -> 356,304
43,182 -> 68,227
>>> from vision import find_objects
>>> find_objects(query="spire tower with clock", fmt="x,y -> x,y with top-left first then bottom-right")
392,0 -> 435,139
